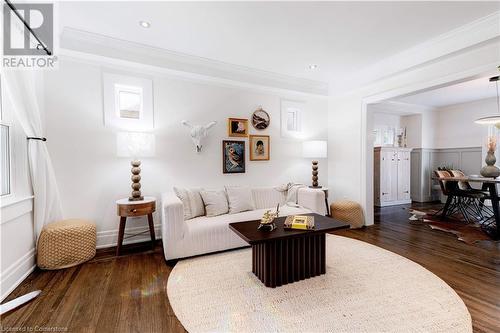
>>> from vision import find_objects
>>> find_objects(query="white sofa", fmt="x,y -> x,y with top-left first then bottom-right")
161,186 -> 326,260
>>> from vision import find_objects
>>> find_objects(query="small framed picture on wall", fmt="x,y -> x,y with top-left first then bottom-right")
227,118 -> 248,137
222,140 -> 245,173
249,135 -> 270,161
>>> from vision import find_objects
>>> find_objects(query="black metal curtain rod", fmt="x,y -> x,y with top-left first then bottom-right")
3,0 -> 52,56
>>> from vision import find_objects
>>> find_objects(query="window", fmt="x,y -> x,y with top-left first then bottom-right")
0,76 -> 11,196
115,85 -> 143,120
0,124 -> 10,196
103,73 -> 154,131
281,99 -> 304,138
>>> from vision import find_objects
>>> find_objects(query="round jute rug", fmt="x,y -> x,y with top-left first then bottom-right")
167,235 -> 471,333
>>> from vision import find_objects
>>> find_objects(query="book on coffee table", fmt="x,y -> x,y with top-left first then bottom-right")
284,215 -> 315,230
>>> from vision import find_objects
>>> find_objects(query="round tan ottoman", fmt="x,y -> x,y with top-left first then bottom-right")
37,219 -> 96,270
330,200 -> 364,229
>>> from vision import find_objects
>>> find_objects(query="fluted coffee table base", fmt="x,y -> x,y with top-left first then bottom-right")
252,233 -> 326,288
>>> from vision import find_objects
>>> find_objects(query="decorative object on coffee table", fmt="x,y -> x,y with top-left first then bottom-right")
229,213 -> 349,288
284,215 -> 315,230
302,140 -> 327,188
116,196 -> 156,256
222,140 -> 245,173
258,204 -> 279,231
251,107 -> 270,130
116,132 -> 155,201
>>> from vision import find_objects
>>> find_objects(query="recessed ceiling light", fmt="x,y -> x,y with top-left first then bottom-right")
139,21 -> 151,28
308,64 -> 318,70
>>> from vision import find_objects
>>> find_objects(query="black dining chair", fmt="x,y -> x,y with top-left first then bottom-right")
434,170 -> 489,223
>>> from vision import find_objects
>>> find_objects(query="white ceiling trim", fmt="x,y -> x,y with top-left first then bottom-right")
58,49 -> 329,100
59,28 -> 329,96
335,11 -> 500,95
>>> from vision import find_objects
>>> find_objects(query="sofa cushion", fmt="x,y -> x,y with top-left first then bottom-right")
185,205 -> 312,236
252,187 -> 287,210
225,186 -> 255,214
200,190 -> 229,217
173,187 -> 205,220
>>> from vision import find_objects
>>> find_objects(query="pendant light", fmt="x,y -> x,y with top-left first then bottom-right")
474,76 -> 500,125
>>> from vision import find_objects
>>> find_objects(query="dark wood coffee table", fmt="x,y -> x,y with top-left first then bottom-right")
229,213 -> 350,288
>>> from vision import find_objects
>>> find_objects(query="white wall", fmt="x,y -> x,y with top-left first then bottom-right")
372,112 -> 401,131
43,58 -> 328,248
433,97 -> 495,149
400,114 -> 422,148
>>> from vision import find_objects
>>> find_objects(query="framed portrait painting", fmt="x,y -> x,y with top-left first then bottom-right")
227,118 -> 248,137
249,135 -> 270,161
222,140 -> 245,173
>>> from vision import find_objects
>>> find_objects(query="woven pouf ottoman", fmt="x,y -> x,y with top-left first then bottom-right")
37,219 -> 96,270
330,200 -> 364,229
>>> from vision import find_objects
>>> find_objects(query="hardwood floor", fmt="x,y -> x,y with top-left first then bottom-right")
1,203 -> 499,332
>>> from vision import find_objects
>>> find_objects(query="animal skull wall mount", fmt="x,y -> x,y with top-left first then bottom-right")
181,120 -> 217,153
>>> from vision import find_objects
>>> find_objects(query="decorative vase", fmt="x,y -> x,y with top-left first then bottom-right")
480,150 -> 500,178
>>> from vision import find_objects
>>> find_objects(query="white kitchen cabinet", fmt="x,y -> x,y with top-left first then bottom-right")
374,147 -> 412,207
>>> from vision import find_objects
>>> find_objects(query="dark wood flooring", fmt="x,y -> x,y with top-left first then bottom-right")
1,203 -> 499,333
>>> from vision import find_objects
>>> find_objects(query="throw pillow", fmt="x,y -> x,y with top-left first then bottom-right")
173,187 -> 205,220
225,186 -> 255,214
200,190 -> 229,217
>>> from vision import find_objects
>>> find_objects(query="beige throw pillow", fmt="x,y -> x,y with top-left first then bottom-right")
200,190 -> 229,217
173,187 -> 205,220
225,186 -> 255,214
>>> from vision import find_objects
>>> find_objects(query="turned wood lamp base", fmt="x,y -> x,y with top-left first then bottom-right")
310,160 -> 321,188
129,159 -> 144,201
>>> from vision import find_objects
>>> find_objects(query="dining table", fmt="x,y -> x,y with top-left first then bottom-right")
434,175 -> 500,239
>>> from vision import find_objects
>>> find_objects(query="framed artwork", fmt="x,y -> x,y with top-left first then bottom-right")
251,108 -> 270,130
249,135 -> 270,161
227,118 -> 248,137
280,99 -> 303,138
222,140 -> 245,173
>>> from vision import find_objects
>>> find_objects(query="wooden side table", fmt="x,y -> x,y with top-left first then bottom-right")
116,196 -> 156,256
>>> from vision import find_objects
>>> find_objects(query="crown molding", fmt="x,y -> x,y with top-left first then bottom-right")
333,11 -> 500,95
59,28 -> 329,96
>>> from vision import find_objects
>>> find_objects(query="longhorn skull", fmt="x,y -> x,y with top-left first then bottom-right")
181,120 -> 217,153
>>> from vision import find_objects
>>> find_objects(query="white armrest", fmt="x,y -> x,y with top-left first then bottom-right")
161,192 -> 185,243
297,188 -> 326,215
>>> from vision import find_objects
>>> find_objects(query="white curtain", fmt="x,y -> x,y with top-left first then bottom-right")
3,70 -> 63,241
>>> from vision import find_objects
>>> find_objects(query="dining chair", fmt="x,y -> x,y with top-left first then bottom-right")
434,170 -> 487,222
449,169 -> 494,223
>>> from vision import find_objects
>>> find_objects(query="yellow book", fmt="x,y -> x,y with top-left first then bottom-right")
291,216 -> 309,230
284,215 -> 315,230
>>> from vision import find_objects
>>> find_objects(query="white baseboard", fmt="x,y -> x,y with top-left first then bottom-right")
1,248 -> 36,302
96,224 -> 162,249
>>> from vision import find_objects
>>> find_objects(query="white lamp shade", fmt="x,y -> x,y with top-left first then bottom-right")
116,132 -> 155,158
302,140 -> 327,158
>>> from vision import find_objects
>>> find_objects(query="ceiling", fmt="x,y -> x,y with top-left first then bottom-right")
396,76 -> 499,108
58,2 -> 499,86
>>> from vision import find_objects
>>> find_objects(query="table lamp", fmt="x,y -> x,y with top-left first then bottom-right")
117,132 -> 155,201
302,140 -> 327,188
